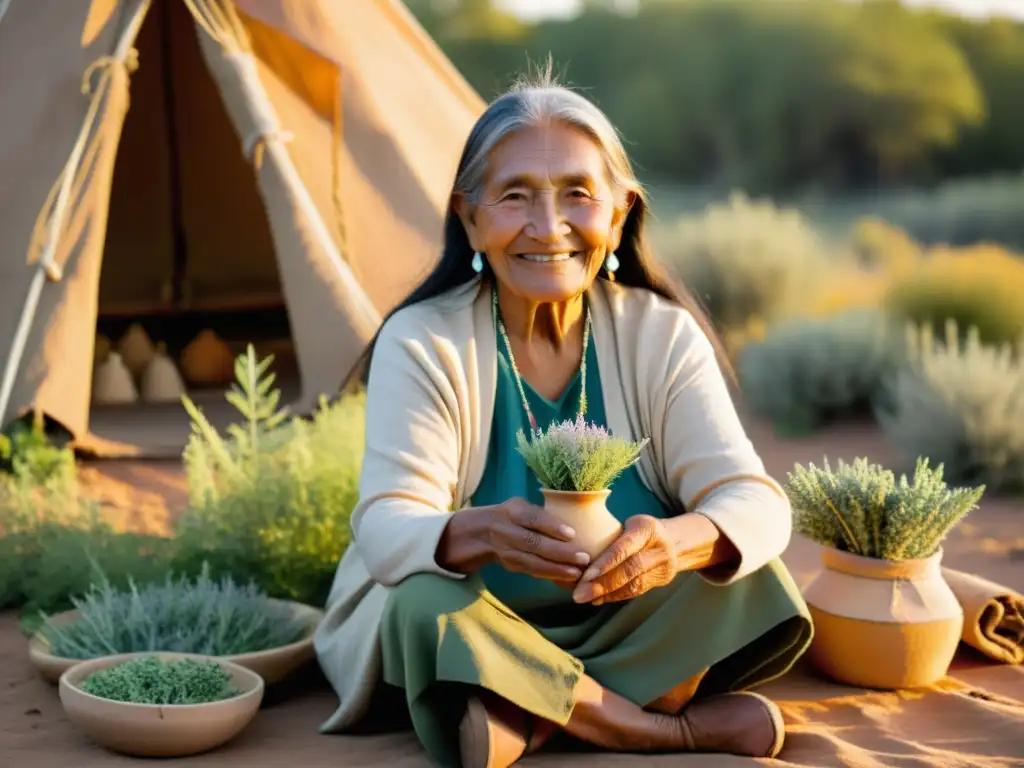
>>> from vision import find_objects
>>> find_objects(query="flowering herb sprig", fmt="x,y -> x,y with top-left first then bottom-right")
515,415 -> 649,492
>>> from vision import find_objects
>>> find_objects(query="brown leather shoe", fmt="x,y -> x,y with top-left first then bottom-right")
678,691 -> 786,758
459,695 -> 530,768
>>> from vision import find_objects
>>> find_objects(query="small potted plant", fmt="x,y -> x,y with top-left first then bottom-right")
59,653 -> 264,757
786,457 -> 984,690
29,562 -> 322,685
516,415 -> 649,560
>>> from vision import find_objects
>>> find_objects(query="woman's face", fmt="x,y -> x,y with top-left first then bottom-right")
457,121 -> 630,305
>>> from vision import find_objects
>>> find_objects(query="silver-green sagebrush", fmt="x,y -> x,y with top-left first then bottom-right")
38,562 -> 307,659
515,415 -> 649,492
80,656 -> 239,705
785,457 -> 984,561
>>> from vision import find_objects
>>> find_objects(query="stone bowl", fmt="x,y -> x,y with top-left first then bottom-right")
30,599 -> 323,685
59,652 -> 264,757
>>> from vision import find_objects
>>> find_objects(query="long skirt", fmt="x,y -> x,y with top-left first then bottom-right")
379,559 -> 813,768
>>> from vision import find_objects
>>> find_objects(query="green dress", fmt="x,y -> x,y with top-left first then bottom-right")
379,326 -> 813,768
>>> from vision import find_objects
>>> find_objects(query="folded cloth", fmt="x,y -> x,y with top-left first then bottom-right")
942,567 -> 1024,665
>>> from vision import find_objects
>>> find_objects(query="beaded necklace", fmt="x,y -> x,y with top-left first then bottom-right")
491,286 -> 591,432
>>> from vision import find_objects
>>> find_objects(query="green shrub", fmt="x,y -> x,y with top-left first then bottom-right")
786,457 -> 983,560
80,657 -> 238,705
174,346 -> 365,606
660,192 -> 827,330
876,319 -> 1024,493
884,244 -> 1024,348
870,174 -> 1024,252
38,561 -> 307,659
0,433 -> 171,620
737,310 -> 896,435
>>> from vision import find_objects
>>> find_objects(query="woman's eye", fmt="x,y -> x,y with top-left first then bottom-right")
567,188 -> 592,199
500,191 -> 528,202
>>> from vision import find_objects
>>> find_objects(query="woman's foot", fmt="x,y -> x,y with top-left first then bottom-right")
562,675 -> 785,758
459,693 -> 556,768
679,692 -> 786,758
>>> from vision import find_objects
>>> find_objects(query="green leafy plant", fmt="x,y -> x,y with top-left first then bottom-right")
80,656 -> 239,705
738,309 -> 896,435
516,416 -> 648,492
661,192 -> 826,330
786,457 -> 984,561
37,561 -> 308,659
174,345 -> 364,606
0,426 -> 173,621
875,319 -> 1024,493
0,411 -> 73,484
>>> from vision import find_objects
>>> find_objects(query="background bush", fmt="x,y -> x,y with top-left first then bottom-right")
884,244 -> 1024,347
738,309 -> 896,436
173,348 -> 364,608
876,320 -> 1024,492
661,192 -> 827,331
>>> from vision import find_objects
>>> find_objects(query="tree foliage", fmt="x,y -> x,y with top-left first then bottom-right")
411,0 -> 1021,193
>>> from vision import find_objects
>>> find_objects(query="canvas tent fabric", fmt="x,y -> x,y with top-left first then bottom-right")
0,0 -> 483,451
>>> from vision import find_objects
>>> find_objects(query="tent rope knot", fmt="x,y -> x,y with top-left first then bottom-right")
224,50 -> 294,167
81,50 -> 139,96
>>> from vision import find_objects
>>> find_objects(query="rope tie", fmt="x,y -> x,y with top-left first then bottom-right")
224,51 -> 293,167
81,49 -> 139,96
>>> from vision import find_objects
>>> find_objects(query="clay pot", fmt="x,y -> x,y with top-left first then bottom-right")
59,652 -> 263,757
29,600 -> 324,686
180,330 -> 236,386
802,547 -> 963,690
93,334 -> 111,367
141,343 -> 187,403
540,488 -> 622,560
117,323 -> 155,378
91,352 -> 138,405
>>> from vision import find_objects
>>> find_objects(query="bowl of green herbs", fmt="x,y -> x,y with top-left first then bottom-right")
59,653 -> 264,757
29,564 -> 323,685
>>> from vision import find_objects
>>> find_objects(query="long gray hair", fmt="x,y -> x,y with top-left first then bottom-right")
346,71 -> 729,386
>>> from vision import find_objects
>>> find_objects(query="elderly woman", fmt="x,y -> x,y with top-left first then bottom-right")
315,75 -> 812,768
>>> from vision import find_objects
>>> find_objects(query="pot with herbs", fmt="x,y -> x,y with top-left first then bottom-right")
516,415 -> 649,560
59,653 -> 264,757
786,457 -> 984,689
29,563 -> 322,684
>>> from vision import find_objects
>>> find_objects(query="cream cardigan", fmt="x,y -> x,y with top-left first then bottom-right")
315,277 -> 792,733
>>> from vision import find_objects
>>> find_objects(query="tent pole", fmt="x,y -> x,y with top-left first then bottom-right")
159,0 -> 189,308
0,269 -> 48,428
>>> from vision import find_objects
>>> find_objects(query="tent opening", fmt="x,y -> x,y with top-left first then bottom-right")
90,0 -> 298,452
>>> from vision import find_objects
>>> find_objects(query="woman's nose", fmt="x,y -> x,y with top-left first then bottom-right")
526,191 -> 570,243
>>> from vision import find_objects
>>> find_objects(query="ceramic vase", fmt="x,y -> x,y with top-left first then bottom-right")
141,343 -> 187,403
117,323 -> 155,378
540,489 -> 622,560
802,546 -> 963,690
92,352 -> 138,405
180,330 -> 235,386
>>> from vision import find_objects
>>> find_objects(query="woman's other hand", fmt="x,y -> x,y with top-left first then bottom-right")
435,497 -> 591,582
572,513 -> 740,605
571,515 -> 677,605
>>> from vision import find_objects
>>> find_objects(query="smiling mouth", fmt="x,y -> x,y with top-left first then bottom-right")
517,252 -> 582,263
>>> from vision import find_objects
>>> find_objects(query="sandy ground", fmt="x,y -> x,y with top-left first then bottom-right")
2,416 -> 1023,767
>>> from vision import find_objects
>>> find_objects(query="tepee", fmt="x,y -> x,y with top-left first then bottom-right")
0,0 -> 483,454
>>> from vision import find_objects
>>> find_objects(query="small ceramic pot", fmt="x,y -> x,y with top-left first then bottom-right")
29,599 -> 323,685
540,488 -> 622,560
59,652 -> 263,757
802,547 -> 963,690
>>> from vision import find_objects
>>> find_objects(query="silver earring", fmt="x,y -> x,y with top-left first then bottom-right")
471,252 -> 484,273
605,251 -> 620,274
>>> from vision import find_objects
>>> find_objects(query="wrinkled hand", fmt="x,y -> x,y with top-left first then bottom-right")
572,515 -> 677,605
485,497 -> 592,583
